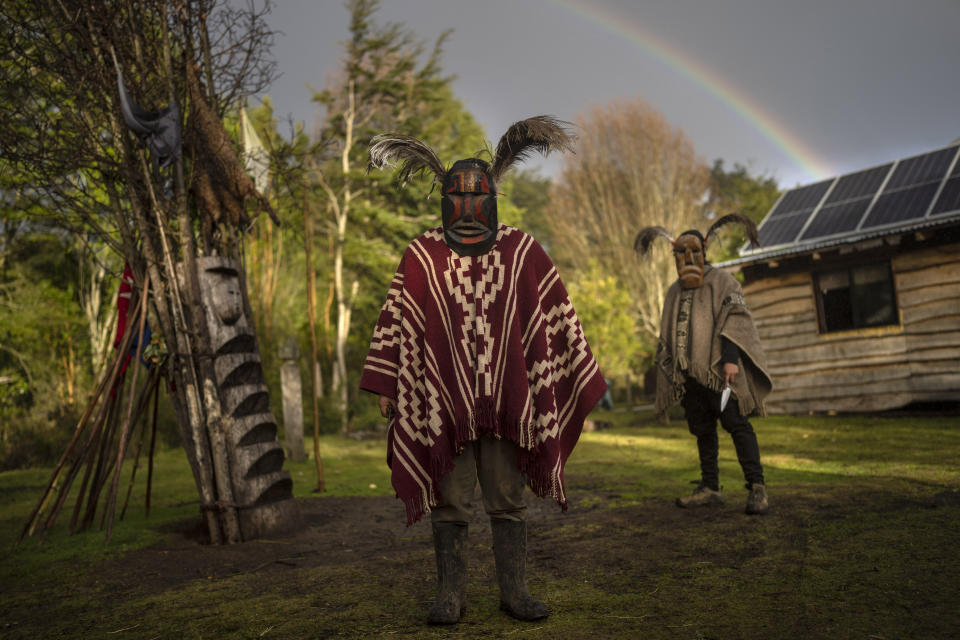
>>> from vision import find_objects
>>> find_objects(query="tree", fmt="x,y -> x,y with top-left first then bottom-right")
242,98 -> 309,349
508,169 -> 554,249
566,261 -> 641,381
76,238 -> 121,377
307,0 -> 487,432
706,160 -> 780,262
550,98 -> 711,363
2,0 -> 301,544
0,227 -> 91,469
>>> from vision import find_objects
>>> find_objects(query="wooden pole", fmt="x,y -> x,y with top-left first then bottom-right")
70,388 -> 120,534
167,4 -> 242,544
136,145 -> 224,543
120,369 -> 160,521
105,274 -> 151,542
145,375 -> 160,519
41,377 -> 122,541
18,300 -> 137,542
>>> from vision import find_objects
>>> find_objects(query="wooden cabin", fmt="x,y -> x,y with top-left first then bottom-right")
720,142 -> 960,413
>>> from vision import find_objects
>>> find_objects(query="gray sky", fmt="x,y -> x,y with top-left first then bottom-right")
255,0 -> 960,189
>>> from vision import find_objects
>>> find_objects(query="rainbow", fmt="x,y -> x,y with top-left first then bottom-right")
554,0 -> 833,183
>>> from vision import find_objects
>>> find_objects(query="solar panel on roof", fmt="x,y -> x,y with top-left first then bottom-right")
746,143 -> 960,254
883,147 -> 956,191
800,199 -> 871,239
932,177 -> 960,215
768,180 -> 831,218
861,182 -> 940,229
825,164 -> 891,204
758,211 -> 810,246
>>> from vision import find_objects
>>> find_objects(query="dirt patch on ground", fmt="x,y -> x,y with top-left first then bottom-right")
96,480 -> 615,595
11,476 -> 960,639
94,478 -> 813,599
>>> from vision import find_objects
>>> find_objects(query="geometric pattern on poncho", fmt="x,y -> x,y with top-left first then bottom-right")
360,225 -> 607,524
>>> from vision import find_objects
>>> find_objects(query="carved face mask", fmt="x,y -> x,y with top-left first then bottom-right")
674,233 -> 706,289
201,266 -> 245,325
440,159 -> 498,256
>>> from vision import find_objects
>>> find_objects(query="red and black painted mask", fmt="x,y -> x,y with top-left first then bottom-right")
441,159 -> 498,256
674,232 -> 706,289
369,117 -> 576,255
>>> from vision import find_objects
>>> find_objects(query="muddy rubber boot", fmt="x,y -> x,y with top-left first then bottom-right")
745,483 -> 769,515
427,523 -> 467,624
491,519 -> 549,621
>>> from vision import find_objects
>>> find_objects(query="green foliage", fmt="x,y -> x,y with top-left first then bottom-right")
0,404 -> 82,472
246,0 -> 494,431
707,159 -> 781,262
550,98 -> 711,347
507,168 -> 553,246
566,261 -> 646,378
0,227 -> 94,469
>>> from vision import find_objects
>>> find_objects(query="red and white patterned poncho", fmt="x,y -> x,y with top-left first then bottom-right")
360,224 -> 606,524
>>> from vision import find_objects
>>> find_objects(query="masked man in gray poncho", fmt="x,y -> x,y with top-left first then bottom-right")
635,215 -> 773,515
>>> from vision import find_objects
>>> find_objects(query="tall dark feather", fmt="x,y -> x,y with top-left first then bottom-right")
490,115 -> 576,182
367,134 -> 446,186
633,226 -> 675,256
705,213 -> 760,248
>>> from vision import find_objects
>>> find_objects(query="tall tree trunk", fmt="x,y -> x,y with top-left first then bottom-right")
248,194 -> 282,342
79,244 -> 117,377
331,80 -> 356,433
303,202 -> 325,491
65,328 -> 75,406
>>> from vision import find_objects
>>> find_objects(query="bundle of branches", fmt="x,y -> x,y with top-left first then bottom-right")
19,276 -> 163,543
184,58 -> 279,250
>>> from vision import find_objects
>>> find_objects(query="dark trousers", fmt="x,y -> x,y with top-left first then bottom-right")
681,380 -> 764,490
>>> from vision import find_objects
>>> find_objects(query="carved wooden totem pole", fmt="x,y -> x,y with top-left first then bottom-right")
196,257 -> 301,539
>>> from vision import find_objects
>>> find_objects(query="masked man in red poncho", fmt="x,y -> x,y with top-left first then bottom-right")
635,216 -> 773,516
360,117 -> 606,625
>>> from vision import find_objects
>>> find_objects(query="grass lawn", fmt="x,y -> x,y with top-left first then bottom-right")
1,409 -> 958,639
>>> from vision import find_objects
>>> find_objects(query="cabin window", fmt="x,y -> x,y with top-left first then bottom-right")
815,262 -> 898,333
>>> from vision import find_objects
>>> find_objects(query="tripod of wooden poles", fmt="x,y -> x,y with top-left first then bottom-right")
19,274 -> 165,544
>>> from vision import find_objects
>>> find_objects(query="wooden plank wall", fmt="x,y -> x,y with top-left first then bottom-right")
740,241 -> 960,413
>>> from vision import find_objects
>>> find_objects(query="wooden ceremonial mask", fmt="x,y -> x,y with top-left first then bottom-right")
674,233 -> 706,289
441,159 -> 498,256
635,214 -> 759,289
367,116 -> 576,256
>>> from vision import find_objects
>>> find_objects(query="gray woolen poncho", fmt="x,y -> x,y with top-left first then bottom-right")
654,266 -> 773,417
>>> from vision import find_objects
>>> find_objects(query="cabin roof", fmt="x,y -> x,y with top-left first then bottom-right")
721,142 -> 960,268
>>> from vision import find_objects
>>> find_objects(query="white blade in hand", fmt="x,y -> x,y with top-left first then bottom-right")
720,384 -> 732,412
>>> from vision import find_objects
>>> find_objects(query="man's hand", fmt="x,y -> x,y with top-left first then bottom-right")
378,395 -> 397,419
723,362 -> 739,386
